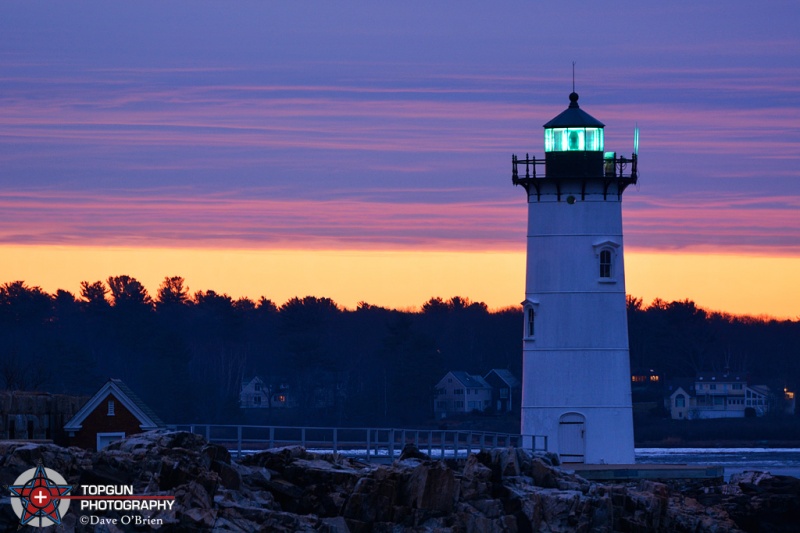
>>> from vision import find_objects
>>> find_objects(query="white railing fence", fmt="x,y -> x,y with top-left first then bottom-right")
169,424 -> 546,460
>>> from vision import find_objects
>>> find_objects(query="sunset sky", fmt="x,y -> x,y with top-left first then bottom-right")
2,2 -> 799,318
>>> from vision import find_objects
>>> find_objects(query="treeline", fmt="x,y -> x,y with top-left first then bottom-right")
627,297 -> 800,384
1,277 -> 799,426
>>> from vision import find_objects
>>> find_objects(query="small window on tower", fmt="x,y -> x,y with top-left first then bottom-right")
521,299 -> 539,341
599,249 -> 612,278
527,308 -> 535,337
522,297 -> 539,341
593,241 -> 620,283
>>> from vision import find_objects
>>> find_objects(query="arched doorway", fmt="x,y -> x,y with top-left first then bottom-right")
558,412 -> 586,463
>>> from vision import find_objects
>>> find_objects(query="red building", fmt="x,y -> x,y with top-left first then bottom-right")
63,379 -> 165,450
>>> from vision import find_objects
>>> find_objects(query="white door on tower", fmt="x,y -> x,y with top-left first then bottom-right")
558,413 -> 585,463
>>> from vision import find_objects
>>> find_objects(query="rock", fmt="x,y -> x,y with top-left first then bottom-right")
240,445 -> 309,470
0,431 -> 774,532
491,447 -> 521,477
718,470 -> 800,532
397,443 -> 430,462
343,473 -> 401,523
404,460 -> 457,513
460,454 -> 494,502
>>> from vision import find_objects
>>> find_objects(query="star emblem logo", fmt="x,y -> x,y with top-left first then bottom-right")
7,463 -> 73,528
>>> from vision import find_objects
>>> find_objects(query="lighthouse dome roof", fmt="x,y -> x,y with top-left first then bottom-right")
543,92 -> 605,128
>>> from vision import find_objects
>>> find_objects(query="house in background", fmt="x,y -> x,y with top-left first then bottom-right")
239,376 -> 292,409
665,373 -> 776,420
667,383 -> 693,420
63,378 -> 165,450
483,369 -> 521,413
433,371 -> 493,418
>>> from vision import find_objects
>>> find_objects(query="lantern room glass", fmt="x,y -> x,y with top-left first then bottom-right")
545,127 -> 603,152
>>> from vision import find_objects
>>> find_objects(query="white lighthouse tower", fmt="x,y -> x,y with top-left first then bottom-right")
513,91 -> 637,464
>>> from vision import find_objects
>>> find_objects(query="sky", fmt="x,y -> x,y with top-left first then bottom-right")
1,1 -> 799,318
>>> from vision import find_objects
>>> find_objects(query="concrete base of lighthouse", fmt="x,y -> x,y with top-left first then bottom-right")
521,350 -> 635,465
522,406 -> 634,465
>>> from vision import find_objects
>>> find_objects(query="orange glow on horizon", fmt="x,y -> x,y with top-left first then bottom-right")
3,244 -> 798,319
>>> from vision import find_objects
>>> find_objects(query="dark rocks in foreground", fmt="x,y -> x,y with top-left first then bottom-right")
1,431 -> 799,532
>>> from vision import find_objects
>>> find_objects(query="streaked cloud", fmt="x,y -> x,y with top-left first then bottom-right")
1,189 -> 798,256
1,0 -> 799,316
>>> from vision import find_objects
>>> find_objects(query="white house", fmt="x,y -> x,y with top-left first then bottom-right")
668,386 -> 693,420
239,377 -> 292,409
667,373 -> 773,419
433,371 -> 492,418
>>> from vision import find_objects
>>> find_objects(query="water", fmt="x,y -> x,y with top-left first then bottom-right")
636,448 -> 800,481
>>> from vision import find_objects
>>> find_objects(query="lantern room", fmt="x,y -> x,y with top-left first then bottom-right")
542,92 -> 605,179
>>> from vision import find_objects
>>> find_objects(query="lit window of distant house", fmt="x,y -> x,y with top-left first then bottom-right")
107,400 -> 115,416
676,395 -> 685,407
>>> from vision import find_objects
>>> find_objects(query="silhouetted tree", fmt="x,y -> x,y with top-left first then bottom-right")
279,297 -> 343,421
0,282 -> 54,390
233,297 -> 256,313
80,280 -> 110,311
0,281 -> 52,324
107,275 -> 152,308
421,296 -> 449,314
156,276 -> 190,308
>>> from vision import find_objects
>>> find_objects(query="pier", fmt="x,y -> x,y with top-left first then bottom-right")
570,463 -> 724,481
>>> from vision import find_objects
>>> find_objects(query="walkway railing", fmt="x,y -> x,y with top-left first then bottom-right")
170,424 -> 539,461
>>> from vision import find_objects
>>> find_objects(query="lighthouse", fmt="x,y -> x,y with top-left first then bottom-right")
512,92 -> 637,464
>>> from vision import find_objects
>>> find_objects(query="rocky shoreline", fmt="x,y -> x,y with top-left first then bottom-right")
2,431 -> 799,532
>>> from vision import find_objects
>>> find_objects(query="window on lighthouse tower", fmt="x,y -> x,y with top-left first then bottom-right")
599,250 -> 612,278
527,308 -> 535,337
522,299 -> 539,340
